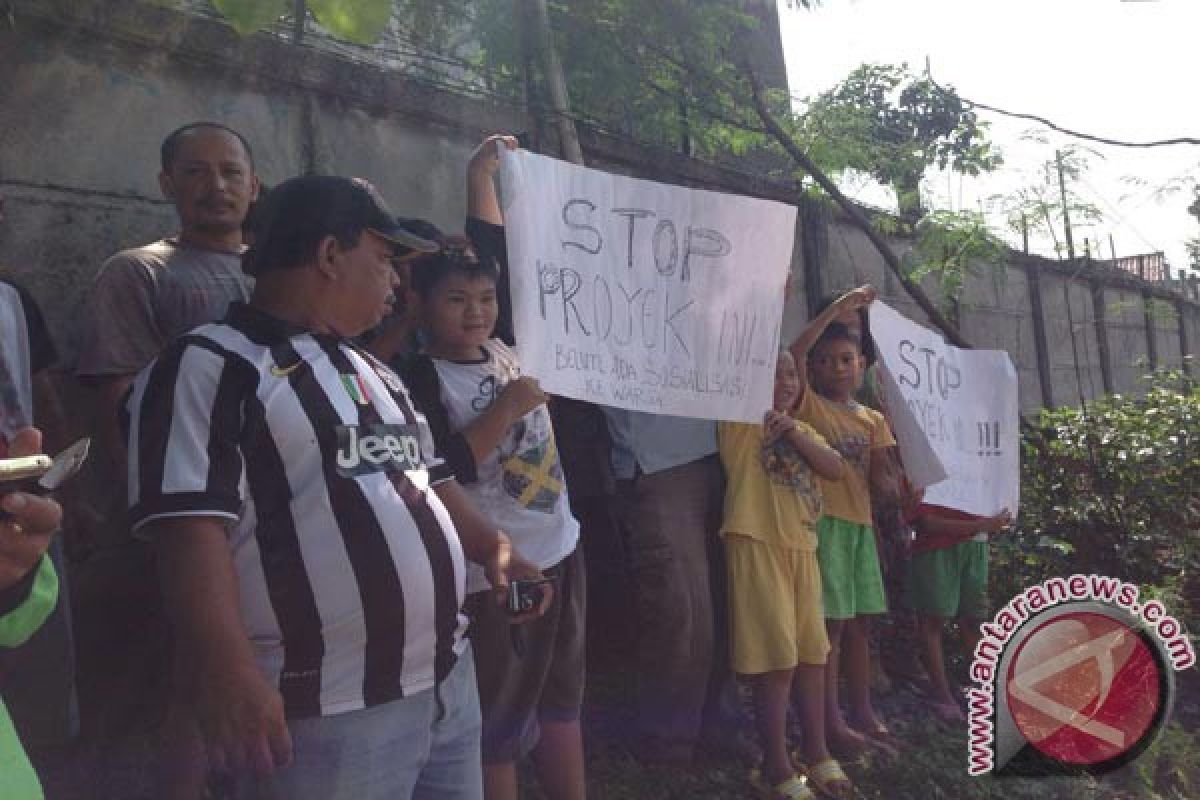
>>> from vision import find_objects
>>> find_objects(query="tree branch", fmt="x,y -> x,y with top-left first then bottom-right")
742,63 -> 972,349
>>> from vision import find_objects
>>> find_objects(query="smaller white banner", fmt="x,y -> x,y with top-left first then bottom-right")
871,301 -> 1019,516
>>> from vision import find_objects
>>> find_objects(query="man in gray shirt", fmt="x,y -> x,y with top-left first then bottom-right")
74,121 -> 259,799
77,122 -> 258,435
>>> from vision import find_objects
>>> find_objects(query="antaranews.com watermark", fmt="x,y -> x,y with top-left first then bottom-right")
967,574 -> 1195,777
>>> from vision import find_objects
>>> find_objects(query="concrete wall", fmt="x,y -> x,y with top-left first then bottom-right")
1183,304 -> 1200,372
958,265 -> 1044,413
1104,286 -> 1152,394
813,204 -> 1198,409
1149,298 -> 1183,371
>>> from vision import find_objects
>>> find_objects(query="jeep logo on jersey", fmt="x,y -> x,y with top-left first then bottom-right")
335,424 -> 423,477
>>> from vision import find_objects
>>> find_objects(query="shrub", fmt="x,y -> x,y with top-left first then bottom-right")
995,367 -> 1200,634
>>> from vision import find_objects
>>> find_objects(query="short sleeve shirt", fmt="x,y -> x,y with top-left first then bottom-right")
796,389 -> 895,525
718,417 -> 826,550
126,303 -> 466,719
76,239 -> 251,379
429,340 -> 579,592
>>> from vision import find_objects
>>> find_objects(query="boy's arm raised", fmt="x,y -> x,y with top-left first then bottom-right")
466,134 -> 519,346
787,284 -> 876,397
467,134 -> 518,227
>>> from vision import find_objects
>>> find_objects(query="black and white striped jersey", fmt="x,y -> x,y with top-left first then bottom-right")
126,302 -> 467,719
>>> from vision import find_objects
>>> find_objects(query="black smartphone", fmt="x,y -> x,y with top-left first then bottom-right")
505,575 -> 558,615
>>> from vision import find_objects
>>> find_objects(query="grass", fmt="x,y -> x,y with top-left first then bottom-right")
526,632 -> 1200,800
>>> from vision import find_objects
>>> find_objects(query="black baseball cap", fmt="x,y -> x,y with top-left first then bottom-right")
243,175 -> 440,276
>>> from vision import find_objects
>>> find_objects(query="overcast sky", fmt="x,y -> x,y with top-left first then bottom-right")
777,0 -> 1200,274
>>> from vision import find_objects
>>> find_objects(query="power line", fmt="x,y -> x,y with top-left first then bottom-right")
925,60 -> 1200,149
1074,175 -> 1164,256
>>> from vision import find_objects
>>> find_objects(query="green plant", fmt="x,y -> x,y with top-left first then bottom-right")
203,0 -> 393,42
993,143 -> 1104,259
908,209 -> 1008,318
1002,368 -> 1200,632
797,63 -> 1002,217
1124,722 -> 1200,799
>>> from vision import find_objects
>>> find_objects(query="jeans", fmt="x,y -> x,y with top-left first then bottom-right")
235,645 -> 483,800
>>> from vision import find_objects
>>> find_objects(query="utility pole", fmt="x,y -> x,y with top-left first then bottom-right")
1055,149 -> 1077,261
518,0 -> 544,153
291,0 -> 305,44
528,0 -> 584,165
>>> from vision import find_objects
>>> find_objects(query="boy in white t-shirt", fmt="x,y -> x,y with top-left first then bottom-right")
403,238 -> 585,800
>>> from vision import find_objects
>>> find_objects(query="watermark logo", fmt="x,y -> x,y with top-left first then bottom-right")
967,575 -> 1194,777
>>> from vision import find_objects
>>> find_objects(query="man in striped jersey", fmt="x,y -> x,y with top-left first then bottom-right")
125,175 -> 549,800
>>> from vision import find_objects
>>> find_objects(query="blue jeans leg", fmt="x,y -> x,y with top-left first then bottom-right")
235,645 -> 482,800
413,645 -> 483,800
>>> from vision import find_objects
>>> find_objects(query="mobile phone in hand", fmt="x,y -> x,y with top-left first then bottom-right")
0,439 -> 90,521
0,454 -> 53,495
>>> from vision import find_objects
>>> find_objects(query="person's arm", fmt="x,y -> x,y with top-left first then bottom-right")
459,377 -> 546,467
77,254 -> 163,477
915,509 -> 1012,540
788,284 -> 876,399
151,516 -> 292,775
467,134 -> 518,226
0,427 -> 62,646
0,429 -> 61,588
466,134 -> 519,346
762,410 -> 844,480
787,425 -> 845,481
432,479 -> 552,615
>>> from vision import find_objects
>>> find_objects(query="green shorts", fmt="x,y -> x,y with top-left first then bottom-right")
909,539 -> 988,620
816,516 -> 887,620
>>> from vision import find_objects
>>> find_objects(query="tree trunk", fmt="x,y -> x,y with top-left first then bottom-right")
527,0 -> 584,165
743,67 -> 970,349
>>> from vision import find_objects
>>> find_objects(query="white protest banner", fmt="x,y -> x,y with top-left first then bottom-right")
874,363 -> 947,491
497,149 -> 796,422
870,301 -> 1020,516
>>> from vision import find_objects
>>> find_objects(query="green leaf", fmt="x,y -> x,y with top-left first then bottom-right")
211,0 -> 289,35
308,0 -> 392,44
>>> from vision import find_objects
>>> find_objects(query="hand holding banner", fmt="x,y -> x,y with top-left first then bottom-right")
497,149 -> 796,422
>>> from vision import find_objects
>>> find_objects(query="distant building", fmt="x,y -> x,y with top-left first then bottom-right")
1102,251 -> 1170,282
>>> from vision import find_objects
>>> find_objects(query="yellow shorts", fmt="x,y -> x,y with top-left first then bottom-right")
726,533 -> 830,674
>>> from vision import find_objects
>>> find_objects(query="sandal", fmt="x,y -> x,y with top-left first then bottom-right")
750,768 -> 817,800
845,721 -> 899,758
804,758 -> 854,800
